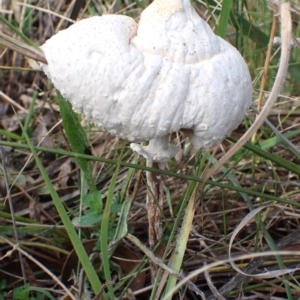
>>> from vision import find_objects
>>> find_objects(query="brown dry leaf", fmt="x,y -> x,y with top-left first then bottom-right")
57,158 -> 72,189
282,244 -> 300,252
92,133 -> 115,156
26,57 -> 41,70
112,245 -> 146,291
24,258 -> 39,287
35,100 -> 60,112
61,240 -> 94,284
28,195 -> 40,220
19,94 -> 33,109
61,239 -> 146,292
1,110 -> 26,131
32,122 -> 55,148
0,166 -> 33,197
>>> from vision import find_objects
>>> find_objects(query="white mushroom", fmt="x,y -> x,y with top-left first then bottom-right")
40,0 -> 252,273
40,0 -> 252,164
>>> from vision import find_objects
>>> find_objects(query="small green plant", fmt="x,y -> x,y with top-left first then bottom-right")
79,190 -> 122,239
13,284 -> 56,300
0,279 -> 7,300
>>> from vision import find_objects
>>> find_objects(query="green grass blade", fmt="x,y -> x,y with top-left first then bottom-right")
134,0 -> 146,9
22,93 -> 37,140
100,147 -> 124,299
259,129 -> 300,150
229,11 -> 300,82
210,154 -> 292,299
260,223 -> 292,299
162,180 -> 198,299
217,0 -> 233,38
19,119 -> 104,297
230,128 -> 300,166
57,91 -> 97,193
0,129 -> 22,141
162,153 -> 207,299
0,15 -> 37,47
228,136 -> 300,175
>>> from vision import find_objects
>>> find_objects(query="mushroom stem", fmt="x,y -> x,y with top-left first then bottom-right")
131,136 -> 180,280
130,136 -> 180,166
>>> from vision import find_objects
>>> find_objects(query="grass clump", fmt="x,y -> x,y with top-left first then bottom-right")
0,0 -> 300,299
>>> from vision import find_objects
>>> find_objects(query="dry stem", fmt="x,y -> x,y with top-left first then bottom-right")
146,160 -> 165,280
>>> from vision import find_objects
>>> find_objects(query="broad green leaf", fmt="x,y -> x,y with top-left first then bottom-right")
79,212 -> 103,225
83,191 -> 103,212
57,90 -> 97,192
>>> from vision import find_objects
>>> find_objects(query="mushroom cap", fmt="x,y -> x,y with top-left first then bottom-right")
40,0 -> 252,149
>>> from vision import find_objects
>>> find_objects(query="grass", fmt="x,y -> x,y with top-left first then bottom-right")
0,0 -> 300,299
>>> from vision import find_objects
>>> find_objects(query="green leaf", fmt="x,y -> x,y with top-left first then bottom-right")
0,15 -> 37,47
0,279 -> 6,290
79,212 -> 103,225
100,147 -> 124,299
259,129 -> 300,150
111,203 -> 122,213
83,191 -> 103,213
82,193 -> 93,207
13,285 -> 30,300
0,129 -> 22,141
228,136 -> 300,176
57,90 -> 97,192
113,199 -> 131,242
90,192 -> 103,213
217,0 -> 233,38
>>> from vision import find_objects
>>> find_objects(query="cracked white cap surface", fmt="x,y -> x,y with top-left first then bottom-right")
40,0 -> 252,150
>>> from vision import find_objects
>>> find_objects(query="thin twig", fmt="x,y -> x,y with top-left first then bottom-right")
0,91 -> 28,112
252,15 -> 278,142
204,262 -> 226,300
